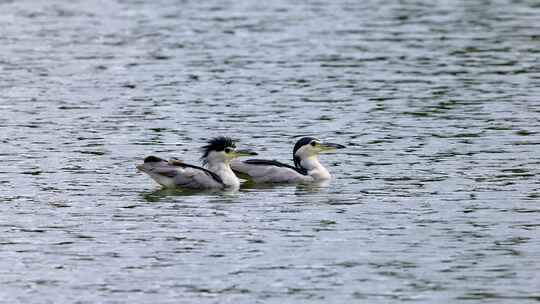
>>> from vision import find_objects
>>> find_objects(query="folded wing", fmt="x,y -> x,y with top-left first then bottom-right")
137,156 -> 224,189
231,159 -> 311,183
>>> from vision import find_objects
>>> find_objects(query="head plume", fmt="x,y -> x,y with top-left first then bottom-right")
201,136 -> 236,165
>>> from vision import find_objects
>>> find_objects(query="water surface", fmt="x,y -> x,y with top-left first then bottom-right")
1,0 -> 539,303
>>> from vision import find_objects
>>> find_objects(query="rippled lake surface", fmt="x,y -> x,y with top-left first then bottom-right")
1,0 -> 540,303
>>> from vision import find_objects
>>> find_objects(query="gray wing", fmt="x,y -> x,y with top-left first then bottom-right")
137,157 -> 224,189
231,159 -> 312,183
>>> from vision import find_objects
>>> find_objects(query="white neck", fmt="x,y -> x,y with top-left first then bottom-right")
300,155 -> 331,181
207,161 -> 240,188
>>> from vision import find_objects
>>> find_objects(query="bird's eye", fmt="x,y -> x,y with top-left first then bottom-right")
310,141 -> 317,146
224,148 -> 232,153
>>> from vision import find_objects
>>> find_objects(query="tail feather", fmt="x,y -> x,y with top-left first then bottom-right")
137,156 -> 177,187
144,155 -> 164,163
137,156 -> 167,173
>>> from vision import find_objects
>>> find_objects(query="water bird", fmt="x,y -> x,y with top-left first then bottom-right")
137,136 -> 257,189
231,137 -> 345,184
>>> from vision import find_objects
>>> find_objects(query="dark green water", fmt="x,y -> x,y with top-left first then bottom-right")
1,0 -> 539,303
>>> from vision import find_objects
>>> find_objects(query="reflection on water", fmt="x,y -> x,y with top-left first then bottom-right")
240,179 -> 331,192
142,187 -> 239,202
1,0 -> 540,303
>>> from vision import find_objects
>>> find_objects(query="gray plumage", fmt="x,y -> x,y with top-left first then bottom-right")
137,156 -> 225,189
232,159 -> 312,183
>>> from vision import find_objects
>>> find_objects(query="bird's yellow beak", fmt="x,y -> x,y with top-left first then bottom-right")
232,149 -> 258,157
318,142 -> 346,152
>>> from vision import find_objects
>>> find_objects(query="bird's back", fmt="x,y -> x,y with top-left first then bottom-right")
137,156 -> 225,189
231,159 -> 311,183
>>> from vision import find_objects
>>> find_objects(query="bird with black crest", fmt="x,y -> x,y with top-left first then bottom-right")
137,136 -> 257,189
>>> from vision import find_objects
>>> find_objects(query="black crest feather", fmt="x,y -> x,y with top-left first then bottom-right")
293,136 -> 319,169
201,136 -> 236,164
144,155 -> 165,163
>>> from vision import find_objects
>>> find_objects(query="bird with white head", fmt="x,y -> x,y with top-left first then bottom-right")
231,136 -> 345,184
